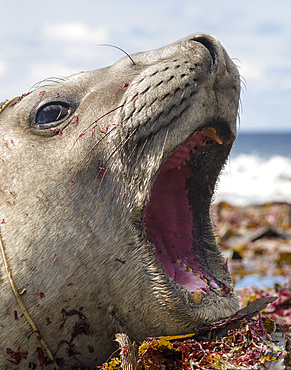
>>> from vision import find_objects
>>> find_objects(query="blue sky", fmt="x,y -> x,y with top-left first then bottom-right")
1,0 -> 291,131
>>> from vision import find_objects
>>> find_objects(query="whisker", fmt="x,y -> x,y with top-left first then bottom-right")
66,123 -> 120,209
159,126 -> 169,166
98,44 -> 135,65
64,104 -> 125,174
65,91 -> 142,207
239,75 -> 247,92
91,128 -> 138,232
29,76 -> 68,92
80,131 -> 133,222
118,137 -> 149,211
64,89 -> 142,179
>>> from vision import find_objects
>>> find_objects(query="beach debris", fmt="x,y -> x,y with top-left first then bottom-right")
100,295 -> 291,369
100,202 -> 291,369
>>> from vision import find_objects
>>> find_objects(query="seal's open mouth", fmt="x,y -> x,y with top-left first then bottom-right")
144,125 -> 233,304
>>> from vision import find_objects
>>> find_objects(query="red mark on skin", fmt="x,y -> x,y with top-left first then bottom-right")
6,201 -> 15,206
115,258 -> 126,264
97,159 -> 107,178
10,139 -> 14,146
3,138 -> 8,147
36,347 -> 48,367
221,284 -> 231,296
91,122 -> 117,137
132,95 -> 139,107
1,219 -> 5,224
70,320 -> 90,342
9,93 -> 31,108
53,93 -> 60,98
14,310 -> 19,320
106,80 -> 130,102
59,309 -> 68,329
50,127 -> 62,135
71,114 -> 78,125
52,254 -> 57,263
67,344 -> 81,357
6,347 -> 28,365
39,91 -> 46,98
38,291 -> 45,299
46,317 -> 52,325
98,125 -> 111,135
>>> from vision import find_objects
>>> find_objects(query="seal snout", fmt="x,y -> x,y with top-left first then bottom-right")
190,35 -> 217,68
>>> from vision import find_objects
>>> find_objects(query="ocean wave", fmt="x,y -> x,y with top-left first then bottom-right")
215,154 -> 291,205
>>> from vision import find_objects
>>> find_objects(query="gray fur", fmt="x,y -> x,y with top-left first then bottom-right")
0,33 -> 240,368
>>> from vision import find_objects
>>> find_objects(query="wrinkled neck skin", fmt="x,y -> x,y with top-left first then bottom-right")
0,33 -> 240,367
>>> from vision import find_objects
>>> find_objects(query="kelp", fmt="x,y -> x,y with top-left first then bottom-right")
101,202 -> 291,369
100,296 -> 290,369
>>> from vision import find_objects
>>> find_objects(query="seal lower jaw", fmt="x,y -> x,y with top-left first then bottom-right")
143,124 -> 237,323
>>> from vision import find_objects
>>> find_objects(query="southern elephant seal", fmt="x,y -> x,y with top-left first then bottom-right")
0,33 -> 240,368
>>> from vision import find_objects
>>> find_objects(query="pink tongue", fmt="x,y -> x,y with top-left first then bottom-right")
144,132 -> 220,292
144,164 -> 193,270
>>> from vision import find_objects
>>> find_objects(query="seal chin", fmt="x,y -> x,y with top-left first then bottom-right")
143,124 -> 235,308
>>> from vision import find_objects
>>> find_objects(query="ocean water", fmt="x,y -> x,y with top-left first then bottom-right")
215,132 -> 291,205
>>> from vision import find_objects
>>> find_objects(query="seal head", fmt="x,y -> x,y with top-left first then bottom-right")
0,33 -> 240,367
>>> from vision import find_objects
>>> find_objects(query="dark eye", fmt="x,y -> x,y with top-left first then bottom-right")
35,103 -> 71,129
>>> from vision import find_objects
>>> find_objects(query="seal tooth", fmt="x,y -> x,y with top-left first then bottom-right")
203,127 -> 223,145
198,141 -> 204,147
177,166 -> 182,170
182,161 -> 186,166
195,272 -> 200,278
185,156 -> 190,162
176,259 -> 181,264
193,290 -> 202,305
181,263 -> 186,268
186,267 -> 192,272
192,148 -> 196,154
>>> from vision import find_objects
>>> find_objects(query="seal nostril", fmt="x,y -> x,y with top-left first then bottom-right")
191,36 -> 217,67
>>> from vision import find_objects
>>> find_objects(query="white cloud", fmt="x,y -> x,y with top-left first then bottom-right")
43,22 -> 108,44
0,61 -> 6,77
240,60 -> 263,82
28,63 -> 78,84
1,0 -> 291,130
